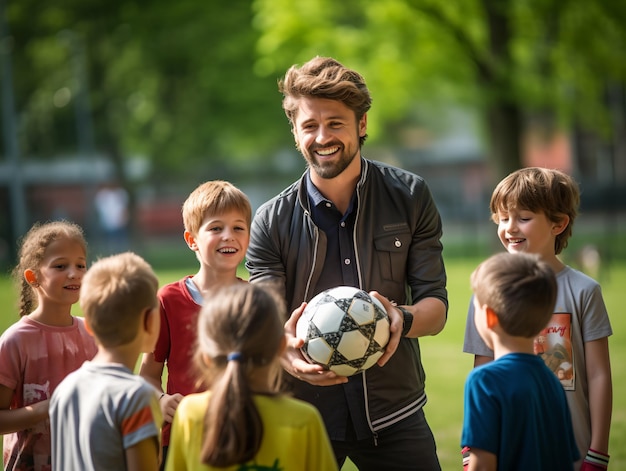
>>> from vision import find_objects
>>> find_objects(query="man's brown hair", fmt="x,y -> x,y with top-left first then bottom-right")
279,56 -> 372,147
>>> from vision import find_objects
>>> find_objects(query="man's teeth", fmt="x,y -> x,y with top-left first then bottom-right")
317,147 -> 339,156
509,238 -> 524,243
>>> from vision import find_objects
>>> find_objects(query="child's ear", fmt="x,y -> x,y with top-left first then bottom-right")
552,215 -> 570,236
200,353 -> 212,368
144,307 -> 159,335
24,269 -> 37,285
485,307 -> 499,330
84,317 -> 95,337
141,307 -> 160,353
183,231 -> 198,251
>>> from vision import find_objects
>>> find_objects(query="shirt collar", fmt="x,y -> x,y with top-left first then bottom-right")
305,171 -> 358,218
306,171 -> 330,208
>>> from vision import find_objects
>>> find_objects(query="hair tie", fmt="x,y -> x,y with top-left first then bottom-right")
226,352 -> 243,362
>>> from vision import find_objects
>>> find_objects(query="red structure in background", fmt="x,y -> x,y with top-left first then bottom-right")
25,184 -> 184,238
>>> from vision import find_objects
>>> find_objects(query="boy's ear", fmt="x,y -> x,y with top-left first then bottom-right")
84,317 -> 95,337
144,307 -> 159,333
183,231 -> 198,251
141,306 -> 160,353
552,215 -> 570,236
485,307 -> 499,330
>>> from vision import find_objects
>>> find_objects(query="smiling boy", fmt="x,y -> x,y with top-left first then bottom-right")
463,167 -> 612,470
139,180 -> 251,469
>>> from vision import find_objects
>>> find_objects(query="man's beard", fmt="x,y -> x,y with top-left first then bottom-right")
303,144 -> 359,180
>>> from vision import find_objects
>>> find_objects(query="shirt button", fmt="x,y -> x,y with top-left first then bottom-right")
340,221 -> 346,227
325,202 -> 332,208
395,238 -> 402,248
344,259 -> 351,265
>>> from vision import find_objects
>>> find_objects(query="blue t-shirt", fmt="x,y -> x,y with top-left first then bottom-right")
462,353 -> 579,470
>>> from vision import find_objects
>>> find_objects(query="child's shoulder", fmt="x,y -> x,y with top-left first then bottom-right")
68,362 -> 155,391
258,394 -> 324,421
0,316 -> 41,342
558,265 -> 602,290
469,353 -> 534,380
158,276 -> 193,296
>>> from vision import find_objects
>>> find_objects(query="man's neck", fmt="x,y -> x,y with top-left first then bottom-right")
310,157 -> 362,215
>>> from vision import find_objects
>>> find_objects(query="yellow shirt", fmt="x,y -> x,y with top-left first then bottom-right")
165,391 -> 338,471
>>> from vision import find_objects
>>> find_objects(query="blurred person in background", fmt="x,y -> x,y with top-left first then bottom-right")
94,181 -> 130,255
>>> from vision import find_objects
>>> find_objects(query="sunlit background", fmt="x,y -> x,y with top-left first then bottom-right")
1,1 -> 625,469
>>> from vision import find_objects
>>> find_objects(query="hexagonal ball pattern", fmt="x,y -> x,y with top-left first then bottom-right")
374,317 -> 391,349
337,329 -> 370,360
296,286 -> 390,376
345,298 -> 376,326
311,303 -> 345,334
305,337 -> 334,365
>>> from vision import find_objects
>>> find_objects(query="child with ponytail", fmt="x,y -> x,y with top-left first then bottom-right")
165,283 -> 337,471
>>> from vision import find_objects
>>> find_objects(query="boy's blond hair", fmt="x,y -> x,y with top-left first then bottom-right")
182,180 -> 252,236
471,252 -> 557,338
80,252 -> 158,347
490,167 -> 580,255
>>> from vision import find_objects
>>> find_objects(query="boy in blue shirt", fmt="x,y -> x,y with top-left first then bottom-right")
461,252 -> 579,470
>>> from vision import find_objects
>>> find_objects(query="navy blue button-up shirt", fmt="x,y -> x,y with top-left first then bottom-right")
305,174 -> 371,441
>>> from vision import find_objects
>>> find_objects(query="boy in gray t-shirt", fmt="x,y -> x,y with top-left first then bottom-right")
463,167 -> 612,471
50,252 -> 163,471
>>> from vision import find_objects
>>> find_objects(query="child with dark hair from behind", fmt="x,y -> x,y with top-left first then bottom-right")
463,167 -> 612,470
165,283 -> 337,471
0,220 -> 97,470
50,252 -> 163,471
462,252 -> 579,470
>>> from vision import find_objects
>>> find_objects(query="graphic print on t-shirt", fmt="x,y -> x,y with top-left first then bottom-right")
533,313 -> 574,390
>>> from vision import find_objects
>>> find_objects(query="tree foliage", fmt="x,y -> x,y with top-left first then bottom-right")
4,0 -> 288,185
253,0 -> 626,180
3,0 -> 625,187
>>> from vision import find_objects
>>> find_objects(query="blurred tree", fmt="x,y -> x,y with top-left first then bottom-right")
4,0 -> 288,185
4,0 -> 625,187
252,0 -> 626,182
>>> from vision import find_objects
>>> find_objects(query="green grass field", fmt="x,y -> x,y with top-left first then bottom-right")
0,257 -> 623,470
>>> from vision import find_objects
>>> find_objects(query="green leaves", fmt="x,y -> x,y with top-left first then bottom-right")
5,0 -> 625,182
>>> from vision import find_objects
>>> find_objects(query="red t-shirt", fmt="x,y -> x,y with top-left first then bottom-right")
153,277 -> 202,446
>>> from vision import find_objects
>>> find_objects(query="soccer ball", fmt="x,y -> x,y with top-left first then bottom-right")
296,286 -> 391,376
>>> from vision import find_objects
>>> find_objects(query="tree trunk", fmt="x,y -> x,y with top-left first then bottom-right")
484,101 -> 524,185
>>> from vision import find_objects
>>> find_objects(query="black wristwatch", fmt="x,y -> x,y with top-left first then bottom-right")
397,306 -> 413,337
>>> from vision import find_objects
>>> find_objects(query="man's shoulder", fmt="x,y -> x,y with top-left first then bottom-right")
365,158 -> 426,189
255,178 -> 302,216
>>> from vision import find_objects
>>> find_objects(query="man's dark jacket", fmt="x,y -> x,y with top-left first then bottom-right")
246,158 -> 448,435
